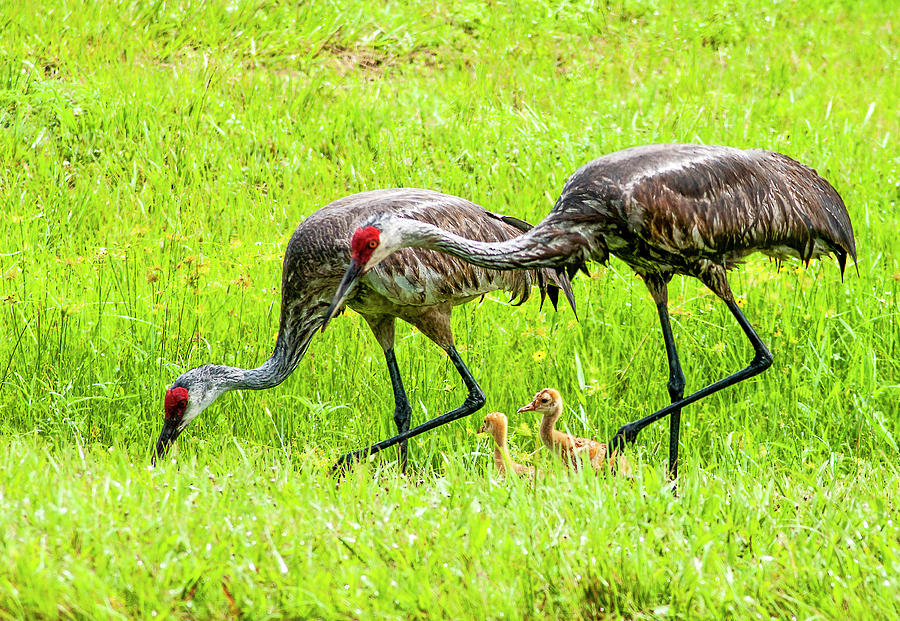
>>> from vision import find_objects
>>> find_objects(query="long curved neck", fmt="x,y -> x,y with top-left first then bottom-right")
392,218 -> 575,271
539,410 -> 561,450
215,303 -> 321,392
237,329 -> 314,390
491,427 -> 510,471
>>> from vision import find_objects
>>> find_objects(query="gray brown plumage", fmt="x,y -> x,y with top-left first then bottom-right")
528,144 -> 856,294
155,189 -> 573,467
328,144 -> 857,481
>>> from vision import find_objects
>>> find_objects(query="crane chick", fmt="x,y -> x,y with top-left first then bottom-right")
518,388 -> 627,473
478,412 -> 535,477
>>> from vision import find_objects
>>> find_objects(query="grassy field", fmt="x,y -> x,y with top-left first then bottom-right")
1,0 -> 898,618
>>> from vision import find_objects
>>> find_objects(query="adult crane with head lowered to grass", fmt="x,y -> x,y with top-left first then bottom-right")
324,144 -> 857,479
157,189 -> 573,471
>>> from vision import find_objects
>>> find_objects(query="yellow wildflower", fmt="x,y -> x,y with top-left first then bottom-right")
232,274 -> 252,288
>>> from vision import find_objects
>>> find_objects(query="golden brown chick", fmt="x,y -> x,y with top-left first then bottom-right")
518,388 -> 627,473
478,412 -> 536,477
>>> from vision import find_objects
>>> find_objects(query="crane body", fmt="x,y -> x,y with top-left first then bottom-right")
157,189 -> 572,470
326,144 -> 857,479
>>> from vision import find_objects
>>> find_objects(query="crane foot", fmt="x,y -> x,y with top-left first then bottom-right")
330,449 -> 366,477
608,423 -> 640,452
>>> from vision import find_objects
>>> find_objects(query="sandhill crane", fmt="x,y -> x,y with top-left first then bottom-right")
324,144 -> 857,480
478,411 -> 535,476
518,388 -> 622,472
156,189 -> 573,470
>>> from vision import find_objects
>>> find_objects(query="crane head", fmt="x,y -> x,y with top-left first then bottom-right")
517,388 -> 562,417
350,225 -> 382,265
321,222 -> 396,331
322,215 -> 426,331
478,411 -> 508,435
154,385 -> 190,463
153,366 -> 226,464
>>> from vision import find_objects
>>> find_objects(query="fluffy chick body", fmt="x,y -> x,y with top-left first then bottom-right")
518,388 -> 627,473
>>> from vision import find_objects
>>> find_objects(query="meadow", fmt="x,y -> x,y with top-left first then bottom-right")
1,0 -> 898,618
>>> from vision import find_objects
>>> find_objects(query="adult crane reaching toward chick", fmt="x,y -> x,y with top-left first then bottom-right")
324,144 -> 857,480
157,189 -> 574,471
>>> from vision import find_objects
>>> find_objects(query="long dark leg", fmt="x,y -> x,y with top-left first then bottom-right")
333,346 -> 486,472
609,297 -> 772,450
361,316 -> 413,472
642,276 -> 687,482
657,302 -> 686,481
384,348 -> 412,472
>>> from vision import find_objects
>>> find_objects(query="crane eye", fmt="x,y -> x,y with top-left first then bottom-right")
368,239 -> 378,249
178,399 -> 188,408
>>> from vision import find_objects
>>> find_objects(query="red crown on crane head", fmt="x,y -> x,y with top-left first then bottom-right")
350,226 -> 381,264
164,386 -> 189,420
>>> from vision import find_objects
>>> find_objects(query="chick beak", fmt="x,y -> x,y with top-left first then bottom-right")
478,422 -> 489,434
152,419 -> 181,465
517,400 -> 537,413
321,259 -> 365,332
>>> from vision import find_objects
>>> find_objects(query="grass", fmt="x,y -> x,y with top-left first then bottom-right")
2,441 -> 897,619
1,0 -> 898,618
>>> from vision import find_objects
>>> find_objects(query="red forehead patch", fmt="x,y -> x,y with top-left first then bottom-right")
350,226 -> 380,262
164,386 -> 189,419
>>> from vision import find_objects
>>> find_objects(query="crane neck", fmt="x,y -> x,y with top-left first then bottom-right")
490,427 -> 509,471
539,411 -> 562,451
389,217 -> 576,271
492,428 -> 526,475
204,310 -> 319,395
236,312 -> 320,390
236,332 -> 312,390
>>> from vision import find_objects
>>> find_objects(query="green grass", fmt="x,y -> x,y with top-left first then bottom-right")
2,441 -> 898,619
1,0 -> 898,618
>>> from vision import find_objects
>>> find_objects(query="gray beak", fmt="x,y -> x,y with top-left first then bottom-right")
153,419 -> 182,464
321,260 -> 365,332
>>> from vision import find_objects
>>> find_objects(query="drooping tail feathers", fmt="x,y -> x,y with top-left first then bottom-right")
498,214 -> 578,317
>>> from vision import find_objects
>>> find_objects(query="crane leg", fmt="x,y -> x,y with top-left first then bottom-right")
636,276 -> 686,484
656,301 -> 686,482
332,346 -> 486,473
609,298 -> 772,457
384,348 -> 413,473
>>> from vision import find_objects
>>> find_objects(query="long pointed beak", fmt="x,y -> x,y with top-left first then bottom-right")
321,260 -> 365,332
517,401 -> 537,413
152,419 -> 181,464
